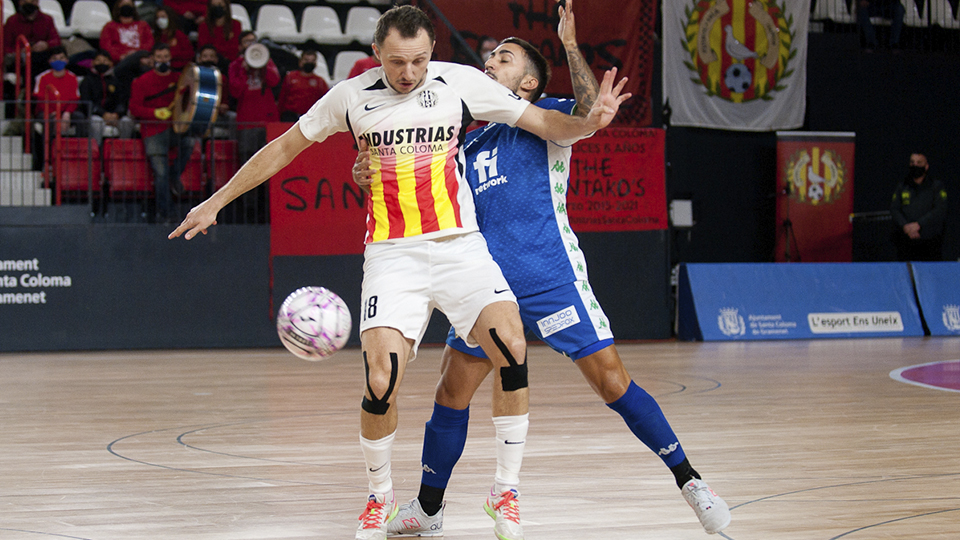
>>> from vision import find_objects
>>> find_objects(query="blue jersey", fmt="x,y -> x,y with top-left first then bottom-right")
464,98 -> 589,298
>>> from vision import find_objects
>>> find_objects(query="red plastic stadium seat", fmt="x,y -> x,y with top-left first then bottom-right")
58,138 -> 102,195
180,141 -> 204,193
104,139 -> 153,194
205,139 -> 238,191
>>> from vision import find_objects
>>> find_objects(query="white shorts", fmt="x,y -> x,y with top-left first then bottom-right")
360,232 -> 517,360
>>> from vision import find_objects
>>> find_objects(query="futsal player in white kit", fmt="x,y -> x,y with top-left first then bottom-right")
168,6 -> 631,540
354,1 -> 730,537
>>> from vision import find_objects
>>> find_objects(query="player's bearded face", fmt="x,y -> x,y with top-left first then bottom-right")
483,43 -> 528,97
374,29 -> 434,95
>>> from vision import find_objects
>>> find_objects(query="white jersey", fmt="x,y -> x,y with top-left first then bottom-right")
297,62 -> 529,244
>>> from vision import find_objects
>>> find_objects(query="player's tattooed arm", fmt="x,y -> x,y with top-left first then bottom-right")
558,0 -> 599,117
566,46 -> 598,118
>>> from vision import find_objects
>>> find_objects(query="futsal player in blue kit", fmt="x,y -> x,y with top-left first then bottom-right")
354,2 -> 730,537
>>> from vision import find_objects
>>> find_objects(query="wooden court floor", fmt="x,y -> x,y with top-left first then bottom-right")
2,337 -> 959,539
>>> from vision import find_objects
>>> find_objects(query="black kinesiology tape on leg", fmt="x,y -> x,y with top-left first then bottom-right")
362,351 -> 398,415
490,328 -> 528,392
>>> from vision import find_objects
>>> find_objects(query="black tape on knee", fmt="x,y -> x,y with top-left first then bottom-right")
500,362 -> 528,391
361,351 -> 399,415
490,328 -> 528,391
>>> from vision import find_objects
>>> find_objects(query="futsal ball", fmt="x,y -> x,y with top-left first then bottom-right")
724,63 -> 753,94
277,286 -> 352,361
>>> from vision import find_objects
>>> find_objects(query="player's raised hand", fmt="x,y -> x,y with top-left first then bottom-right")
585,67 -> 631,130
168,199 -> 218,240
558,0 -> 577,48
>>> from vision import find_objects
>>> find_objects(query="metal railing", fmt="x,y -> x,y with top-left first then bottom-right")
1,110 -> 264,223
810,0 -> 960,53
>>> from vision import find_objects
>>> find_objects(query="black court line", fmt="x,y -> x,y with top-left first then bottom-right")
107,423 -> 332,486
724,472 -> 960,539
175,414 -> 364,469
827,508 -> 960,539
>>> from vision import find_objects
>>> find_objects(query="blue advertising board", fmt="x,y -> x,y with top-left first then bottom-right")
911,262 -> 960,336
678,263 -> 924,341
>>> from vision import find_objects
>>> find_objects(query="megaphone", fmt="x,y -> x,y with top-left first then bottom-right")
244,43 -> 269,69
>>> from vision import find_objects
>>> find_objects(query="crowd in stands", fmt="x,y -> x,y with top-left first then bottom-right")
2,0 -> 381,220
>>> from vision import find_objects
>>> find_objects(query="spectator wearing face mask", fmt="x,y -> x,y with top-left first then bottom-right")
130,43 -> 198,223
75,50 -> 135,146
197,0 -> 242,66
152,7 -> 194,71
100,0 -> 154,64
33,46 -> 78,132
30,46 -> 78,169
3,0 -> 62,77
277,50 -> 329,122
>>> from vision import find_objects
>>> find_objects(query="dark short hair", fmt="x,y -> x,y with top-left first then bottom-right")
152,42 -> 171,54
239,30 -> 256,42
301,49 -> 319,59
374,5 -> 435,46
198,44 -> 218,57
111,0 -> 139,21
500,37 -> 550,103
47,45 -> 67,58
94,49 -> 112,61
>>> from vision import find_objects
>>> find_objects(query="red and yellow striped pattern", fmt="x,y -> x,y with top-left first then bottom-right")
366,139 -> 463,243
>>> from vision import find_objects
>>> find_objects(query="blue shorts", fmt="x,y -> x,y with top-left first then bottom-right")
447,280 -> 614,361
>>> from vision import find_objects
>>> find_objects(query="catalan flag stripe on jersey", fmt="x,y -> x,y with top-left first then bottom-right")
296,61 -> 529,245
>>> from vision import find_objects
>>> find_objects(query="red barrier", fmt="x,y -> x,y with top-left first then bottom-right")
42,85 -> 62,204
15,35 -> 32,154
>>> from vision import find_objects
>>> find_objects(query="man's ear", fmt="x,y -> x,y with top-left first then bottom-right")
520,74 -> 539,93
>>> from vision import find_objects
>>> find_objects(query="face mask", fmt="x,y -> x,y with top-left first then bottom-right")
156,17 -> 169,30
50,59 -> 67,71
119,4 -> 136,18
302,62 -> 316,73
909,165 -> 926,179
155,62 -> 170,73
20,3 -> 38,15
210,6 -> 226,19
94,63 -> 110,74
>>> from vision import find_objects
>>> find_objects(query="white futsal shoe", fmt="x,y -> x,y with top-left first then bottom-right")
483,487 -> 524,540
681,478 -> 731,534
386,498 -> 444,537
357,492 -> 399,540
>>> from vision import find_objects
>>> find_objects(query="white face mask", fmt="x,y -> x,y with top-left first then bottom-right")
156,17 -> 169,30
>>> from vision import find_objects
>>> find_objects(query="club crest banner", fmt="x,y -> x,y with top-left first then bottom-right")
775,131 -> 855,262
663,0 -> 809,131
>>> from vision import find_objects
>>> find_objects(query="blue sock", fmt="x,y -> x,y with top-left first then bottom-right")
606,381 -> 687,468
420,403 -> 470,490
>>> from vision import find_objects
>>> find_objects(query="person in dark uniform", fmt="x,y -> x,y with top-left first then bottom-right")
890,153 -> 947,261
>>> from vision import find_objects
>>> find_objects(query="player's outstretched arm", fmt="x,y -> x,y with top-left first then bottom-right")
168,124 -> 313,240
515,67 -> 630,142
558,0 -> 599,117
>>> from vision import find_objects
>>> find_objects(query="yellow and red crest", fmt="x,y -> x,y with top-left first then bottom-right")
785,147 -> 848,205
682,0 -> 796,102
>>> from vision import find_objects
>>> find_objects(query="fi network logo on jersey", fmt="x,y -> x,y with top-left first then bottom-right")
473,147 -> 508,195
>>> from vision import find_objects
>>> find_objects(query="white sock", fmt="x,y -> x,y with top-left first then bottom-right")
492,413 -> 528,491
360,430 -> 395,495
